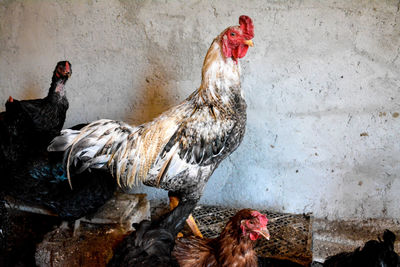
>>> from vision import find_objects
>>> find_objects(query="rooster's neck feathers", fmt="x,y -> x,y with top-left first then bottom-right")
196,37 -> 242,109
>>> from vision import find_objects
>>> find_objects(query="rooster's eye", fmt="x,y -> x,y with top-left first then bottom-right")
230,32 -> 236,37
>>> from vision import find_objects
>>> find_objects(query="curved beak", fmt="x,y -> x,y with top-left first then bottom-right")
63,69 -> 72,78
255,227 -> 270,240
244,39 -> 254,47
65,62 -> 72,78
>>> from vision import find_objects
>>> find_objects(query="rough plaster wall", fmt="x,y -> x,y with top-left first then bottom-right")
0,0 -> 399,220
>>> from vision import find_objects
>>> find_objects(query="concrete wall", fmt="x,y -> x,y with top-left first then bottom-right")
1,0 -> 399,220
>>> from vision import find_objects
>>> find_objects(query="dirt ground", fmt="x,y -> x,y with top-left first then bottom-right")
0,209 -> 62,266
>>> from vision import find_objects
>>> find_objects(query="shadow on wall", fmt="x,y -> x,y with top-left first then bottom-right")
124,62 -> 178,126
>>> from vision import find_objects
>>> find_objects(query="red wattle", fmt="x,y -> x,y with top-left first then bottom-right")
249,232 -> 258,241
238,45 -> 249,58
232,45 -> 249,60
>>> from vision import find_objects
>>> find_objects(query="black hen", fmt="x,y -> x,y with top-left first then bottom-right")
0,61 -> 117,220
7,60 -> 71,148
0,61 -> 71,165
323,230 -> 400,267
0,61 -> 72,254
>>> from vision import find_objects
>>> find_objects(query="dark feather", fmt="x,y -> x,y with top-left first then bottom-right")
2,129 -> 117,220
0,193 -> 9,253
108,221 -> 179,267
323,230 -> 400,267
258,257 -> 304,267
109,198 -> 200,267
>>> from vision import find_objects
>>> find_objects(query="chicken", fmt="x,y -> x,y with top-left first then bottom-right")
173,209 -> 269,267
0,61 -> 72,256
48,15 -> 255,236
2,123 -> 117,220
0,61 -> 116,220
323,229 -> 400,267
0,61 -> 71,165
109,209 -> 269,267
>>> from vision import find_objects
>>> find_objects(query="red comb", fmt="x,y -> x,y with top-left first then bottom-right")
65,61 -> 70,72
251,211 -> 268,225
239,15 -> 254,39
8,96 -> 13,102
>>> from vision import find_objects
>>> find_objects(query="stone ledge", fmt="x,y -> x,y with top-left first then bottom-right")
35,193 -> 150,267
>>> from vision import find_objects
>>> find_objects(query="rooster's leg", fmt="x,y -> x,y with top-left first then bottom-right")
168,196 -> 203,238
186,214 -> 203,238
169,195 -> 180,210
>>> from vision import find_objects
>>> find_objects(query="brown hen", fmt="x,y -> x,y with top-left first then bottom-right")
173,209 -> 269,267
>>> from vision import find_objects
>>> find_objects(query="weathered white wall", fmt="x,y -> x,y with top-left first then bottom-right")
1,0 -> 399,220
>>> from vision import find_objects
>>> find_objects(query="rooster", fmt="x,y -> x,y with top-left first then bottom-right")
108,209 -> 269,267
48,15 -> 255,236
323,229 -> 400,267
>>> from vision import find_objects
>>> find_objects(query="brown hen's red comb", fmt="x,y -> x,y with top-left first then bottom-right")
239,15 -> 254,39
251,210 -> 268,226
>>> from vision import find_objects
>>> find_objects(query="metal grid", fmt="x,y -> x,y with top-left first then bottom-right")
191,205 -> 312,265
